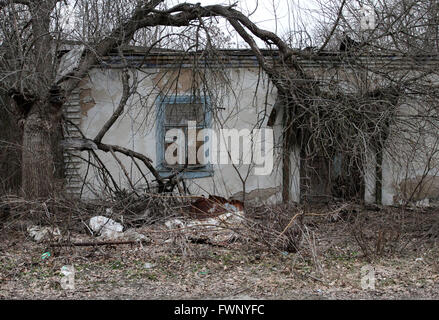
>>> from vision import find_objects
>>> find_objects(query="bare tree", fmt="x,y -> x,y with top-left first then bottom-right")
0,0 -> 290,199
1,0 -> 439,207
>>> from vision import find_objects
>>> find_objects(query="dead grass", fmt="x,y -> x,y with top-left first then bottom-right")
1,201 -> 439,299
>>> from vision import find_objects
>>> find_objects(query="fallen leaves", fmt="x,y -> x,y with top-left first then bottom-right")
1,207 -> 439,299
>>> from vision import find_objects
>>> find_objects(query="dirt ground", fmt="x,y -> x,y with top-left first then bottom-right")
1,204 -> 439,300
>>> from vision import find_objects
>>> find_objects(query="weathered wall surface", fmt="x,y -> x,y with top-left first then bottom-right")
69,65 -> 299,202
379,85 -> 439,205
63,52 -> 439,206
304,56 -> 439,206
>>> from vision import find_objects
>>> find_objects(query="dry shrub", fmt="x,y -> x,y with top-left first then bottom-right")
243,203 -> 304,253
351,210 -> 404,260
1,191 -> 307,257
0,191 -> 189,237
111,191 -> 189,227
0,194 -> 92,234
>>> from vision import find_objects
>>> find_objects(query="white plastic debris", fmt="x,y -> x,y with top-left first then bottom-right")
415,198 -> 430,207
27,225 -> 61,242
89,215 -> 123,238
164,211 -> 245,230
144,263 -> 155,269
60,265 -> 75,290
88,216 -> 148,242
165,218 -> 185,230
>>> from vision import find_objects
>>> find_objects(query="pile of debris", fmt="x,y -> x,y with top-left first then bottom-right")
88,215 -> 148,242
165,195 -> 245,244
27,215 -> 149,244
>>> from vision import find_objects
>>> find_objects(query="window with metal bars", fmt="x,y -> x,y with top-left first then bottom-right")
156,95 -> 213,178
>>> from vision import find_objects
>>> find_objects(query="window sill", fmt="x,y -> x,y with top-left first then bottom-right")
157,166 -> 213,179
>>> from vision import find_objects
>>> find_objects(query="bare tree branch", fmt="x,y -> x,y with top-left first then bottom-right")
0,0 -> 30,10
318,0 -> 346,52
75,138 -> 164,187
94,70 -> 130,144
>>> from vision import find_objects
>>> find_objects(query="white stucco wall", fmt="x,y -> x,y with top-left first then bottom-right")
72,66 -> 301,202
63,55 -> 439,206
363,92 -> 439,205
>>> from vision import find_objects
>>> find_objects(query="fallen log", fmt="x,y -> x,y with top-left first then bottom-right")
45,239 -> 150,247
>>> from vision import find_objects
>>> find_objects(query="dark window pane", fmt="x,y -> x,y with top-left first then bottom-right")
164,103 -> 204,125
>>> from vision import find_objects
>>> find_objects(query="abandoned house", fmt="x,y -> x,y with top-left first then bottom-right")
59,45 -> 439,206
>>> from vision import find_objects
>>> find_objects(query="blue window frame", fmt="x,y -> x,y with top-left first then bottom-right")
156,95 -> 213,179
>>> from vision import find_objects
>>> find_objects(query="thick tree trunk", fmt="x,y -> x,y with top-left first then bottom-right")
21,109 -> 59,199
0,94 -> 22,194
